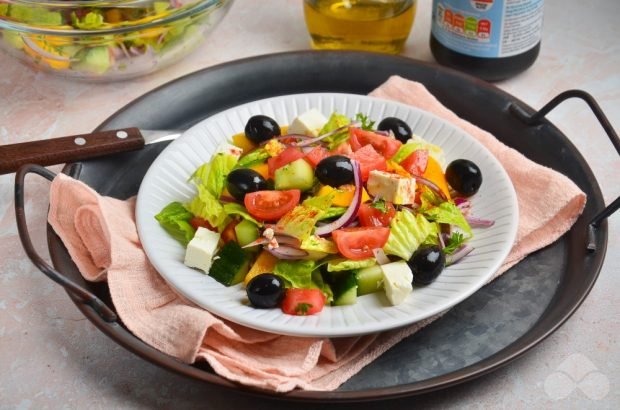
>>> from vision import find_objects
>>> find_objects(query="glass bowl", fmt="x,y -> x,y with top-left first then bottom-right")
0,0 -> 233,80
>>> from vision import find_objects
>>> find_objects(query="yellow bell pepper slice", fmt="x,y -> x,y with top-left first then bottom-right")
23,38 -> 71,70
249,163 -> 269,180
232,133 -> 256,153
317,185 -> 370,207
386,160 -> 411,178
422,157 -> 451,200
244,250 -> 278,286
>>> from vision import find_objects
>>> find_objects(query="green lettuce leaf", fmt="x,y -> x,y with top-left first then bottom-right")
303,192 -> 334,210
186,185 -> 229,231
236,148 -> 270,168
274,260 -> 317,289
423,201 -> 472,236
327,258 -> 377,272
317,206 -> 347,221
189,153 -> 237,198
383,209 -> 440,260
300,235 -> 338,254
154,202 -> 196,246
153,1 -> 170,13
72,12 -> 105,30
276,193 -> 334,240
319,112 -> 351,150
8,5 -> 63,26
419,186 -> 444,213
312,270 -> 333,303
222,203 -> 262,226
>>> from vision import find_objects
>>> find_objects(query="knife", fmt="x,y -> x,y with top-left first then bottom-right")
0,128 -> 182,175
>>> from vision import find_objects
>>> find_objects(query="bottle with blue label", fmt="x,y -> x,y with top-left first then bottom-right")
430,0 -> 544,81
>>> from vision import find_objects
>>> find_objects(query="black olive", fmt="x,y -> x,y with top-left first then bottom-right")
244,115 -> 281,144
226,168 -> 268,201
408,245 -> 446,286
445,159 -> 482,197
377,117 -> 412,144
315,155 -> 354,187
246,273 -> 285,308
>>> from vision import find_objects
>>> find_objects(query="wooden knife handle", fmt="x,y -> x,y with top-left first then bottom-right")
0,128 -> 145,175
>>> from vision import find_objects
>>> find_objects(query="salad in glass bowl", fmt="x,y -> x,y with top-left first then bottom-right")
0,0 -> 232,80
154,108 -> 494,317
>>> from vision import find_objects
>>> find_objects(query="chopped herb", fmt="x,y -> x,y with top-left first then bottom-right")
355,113 -> 375,131
370,199 -> 389,214
443,232 -> 466,254
295,302 -> 313,315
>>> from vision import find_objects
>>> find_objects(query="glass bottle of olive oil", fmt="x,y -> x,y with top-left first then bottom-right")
303,0 -> 416,54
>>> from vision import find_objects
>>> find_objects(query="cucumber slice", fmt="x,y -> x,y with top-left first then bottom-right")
332,271 -> 358,306
209,241 -> 249,286
274,158 -> 314,191
355,265 -> 384,296
234,219 -> 259,247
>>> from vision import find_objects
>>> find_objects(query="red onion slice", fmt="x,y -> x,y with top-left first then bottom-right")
438,233 -> 446,249
259,134 -> 315,146
372,248 -> 390,265
446,245 -> 474,265
416,176 -> 448,201
22,37 -> 76,62
219,195 -> 240,204
241,237 -> 270,248
295,122 -> 361,147
466,216 -> 495,227
453,197 -> 469,206
274,234 -> 301,248
267,246 -> 308,259
315,160 -> 362,236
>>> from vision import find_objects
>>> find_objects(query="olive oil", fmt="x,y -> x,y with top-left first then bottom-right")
303,0 -> 416,54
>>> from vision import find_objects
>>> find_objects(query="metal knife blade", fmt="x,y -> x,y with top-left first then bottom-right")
0,127 -> 183,175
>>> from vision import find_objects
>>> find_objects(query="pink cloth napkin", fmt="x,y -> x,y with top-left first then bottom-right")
47,76 -> 586,393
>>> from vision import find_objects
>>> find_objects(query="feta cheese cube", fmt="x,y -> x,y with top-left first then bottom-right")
366,170 -> 417,205
380,261 -> 413,305
287,108 -> 328,137
216,141 -> 243,158
184,227 -> 221,273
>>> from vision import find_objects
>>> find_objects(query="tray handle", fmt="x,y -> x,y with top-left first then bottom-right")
510,89 -> 620,251
14,164 -> 118,322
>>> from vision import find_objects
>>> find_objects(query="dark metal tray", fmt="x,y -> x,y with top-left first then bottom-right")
18,51 -> 615,402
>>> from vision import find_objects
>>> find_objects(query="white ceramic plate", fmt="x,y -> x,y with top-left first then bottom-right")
136,93 -> 519,337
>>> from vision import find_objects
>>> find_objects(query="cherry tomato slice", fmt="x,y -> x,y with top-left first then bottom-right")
244,189 -> 300,221
281,288 -> 325,316
304,146 -> 331,168
401,149 -> 429,176
349,144 -> 387,182
189,217 -> 215,231
349,127 -> 402,159
332,226 -> 390,260
357,202 -> 396,227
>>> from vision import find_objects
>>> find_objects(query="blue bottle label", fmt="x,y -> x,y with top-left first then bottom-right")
431,0 -> 544,58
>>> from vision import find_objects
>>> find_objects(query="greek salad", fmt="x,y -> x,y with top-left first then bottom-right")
0,0 -> 217,76
155,109 -> 493,316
